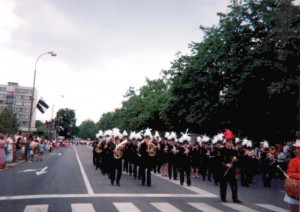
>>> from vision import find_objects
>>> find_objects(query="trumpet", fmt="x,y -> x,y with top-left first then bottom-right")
184,145 -> 190,155
113,139 -> 128,159
267,153 -> 276,166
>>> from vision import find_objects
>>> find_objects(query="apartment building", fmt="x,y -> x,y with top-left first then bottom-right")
0,82 -> 37,132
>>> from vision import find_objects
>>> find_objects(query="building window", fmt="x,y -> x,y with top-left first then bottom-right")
0,87 -> 6,92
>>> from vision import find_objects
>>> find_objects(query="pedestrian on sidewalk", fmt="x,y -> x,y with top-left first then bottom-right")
38,139 -> 45,162
0,134 -> 7,169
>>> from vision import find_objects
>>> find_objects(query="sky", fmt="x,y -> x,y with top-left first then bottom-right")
0,0 -> 233,125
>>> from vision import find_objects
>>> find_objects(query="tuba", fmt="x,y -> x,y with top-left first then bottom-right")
147,138 -> 156,157
113,139 -> 128,159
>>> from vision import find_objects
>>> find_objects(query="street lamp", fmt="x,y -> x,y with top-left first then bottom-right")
28,51 -> 57,133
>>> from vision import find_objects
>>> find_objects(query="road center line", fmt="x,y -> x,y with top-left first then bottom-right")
74,146 -> 94,194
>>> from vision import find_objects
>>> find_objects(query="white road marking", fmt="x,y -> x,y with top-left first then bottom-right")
113,202 -> 141,212
222,203 -> 259,212
36,166 -> 48,176
71,203 -> 95,212
153,173 -> 217,197
0,193 -> 210,201
23,204 -> 48,212
256,204 -> 289,212
73,146 -> 94,194
188,202 -> 223,212
151,202 -> 182,212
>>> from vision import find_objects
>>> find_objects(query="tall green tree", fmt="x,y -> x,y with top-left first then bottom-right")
55,108 -> 78,138
0,108 -> 19,133
78,119 -> 98,139
163,0 -> 300,141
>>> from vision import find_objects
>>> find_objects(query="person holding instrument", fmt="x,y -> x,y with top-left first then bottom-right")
217,129 -> 242,203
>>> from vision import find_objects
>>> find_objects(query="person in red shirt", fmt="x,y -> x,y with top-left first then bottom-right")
283,139 -> 300,212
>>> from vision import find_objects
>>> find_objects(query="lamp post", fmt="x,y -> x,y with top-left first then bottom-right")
28,51 -> 57,134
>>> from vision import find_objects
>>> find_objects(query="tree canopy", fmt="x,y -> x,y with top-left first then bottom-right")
95,0 -> 300,143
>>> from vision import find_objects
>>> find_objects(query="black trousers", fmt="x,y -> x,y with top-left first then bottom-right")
168,161 -> 177,180
220,175 -> 238,201
180,165 -> 191,185
129,162 -> 138,178
110,159 -> 122,184
141,165 -> 151,186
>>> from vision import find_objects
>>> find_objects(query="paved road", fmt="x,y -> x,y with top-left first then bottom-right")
0,145 -> 290,212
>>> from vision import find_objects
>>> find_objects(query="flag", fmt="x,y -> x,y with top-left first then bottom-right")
36,97 -> 49,114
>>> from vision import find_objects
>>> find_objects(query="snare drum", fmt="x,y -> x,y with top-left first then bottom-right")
285,178 -> 300,200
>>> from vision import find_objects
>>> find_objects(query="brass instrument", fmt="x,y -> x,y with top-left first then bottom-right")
184,145 -> 190,155
95,145 -> 101,153
147,138 -> 156,157
267,153 -> 276,166
95,138 -> 106,153
113,139 -> 128,159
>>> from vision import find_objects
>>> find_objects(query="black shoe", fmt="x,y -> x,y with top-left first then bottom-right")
111,182 -> 114,186
221,199 -> 227,202
180,182 -> 183,185
117,182 -> 120,186
233,199 -> 242,203
147,184 -> 151,187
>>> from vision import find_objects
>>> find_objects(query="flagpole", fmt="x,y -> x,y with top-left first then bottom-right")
28,52 -> 57,134
50,95 -> 64,138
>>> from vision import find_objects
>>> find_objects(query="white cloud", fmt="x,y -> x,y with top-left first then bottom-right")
0,0 -> 231,125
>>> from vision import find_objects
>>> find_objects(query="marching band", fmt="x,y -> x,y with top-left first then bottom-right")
91,128 -> 299,206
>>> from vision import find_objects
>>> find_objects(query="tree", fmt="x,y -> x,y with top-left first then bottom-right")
55,108 -> 78,138
35,120 -> 43,128
0,108 -> 19,133
78,119 -> 98,139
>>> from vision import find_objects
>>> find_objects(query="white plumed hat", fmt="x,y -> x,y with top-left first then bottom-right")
178,129 -> 191,144
143,128 -> 153,138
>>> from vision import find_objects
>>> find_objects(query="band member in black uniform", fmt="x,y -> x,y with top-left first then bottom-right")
109,128 -> 124,186
191,141 -> 200,178
93,131 -> 103,166
101,130 -> 113,176
153,131 -> 161,174
140,128 -> 156,186
200,142 -> 210,181
177,131 -> 192,186
122,130 -> 129,173
239,139 -> 253,187
217,129 -> 242,203
159,135 -> 169,177
92,139 -> 98,167
260,141 -> 277,188
128,132 -> 138,178
167,132 -> 178,180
